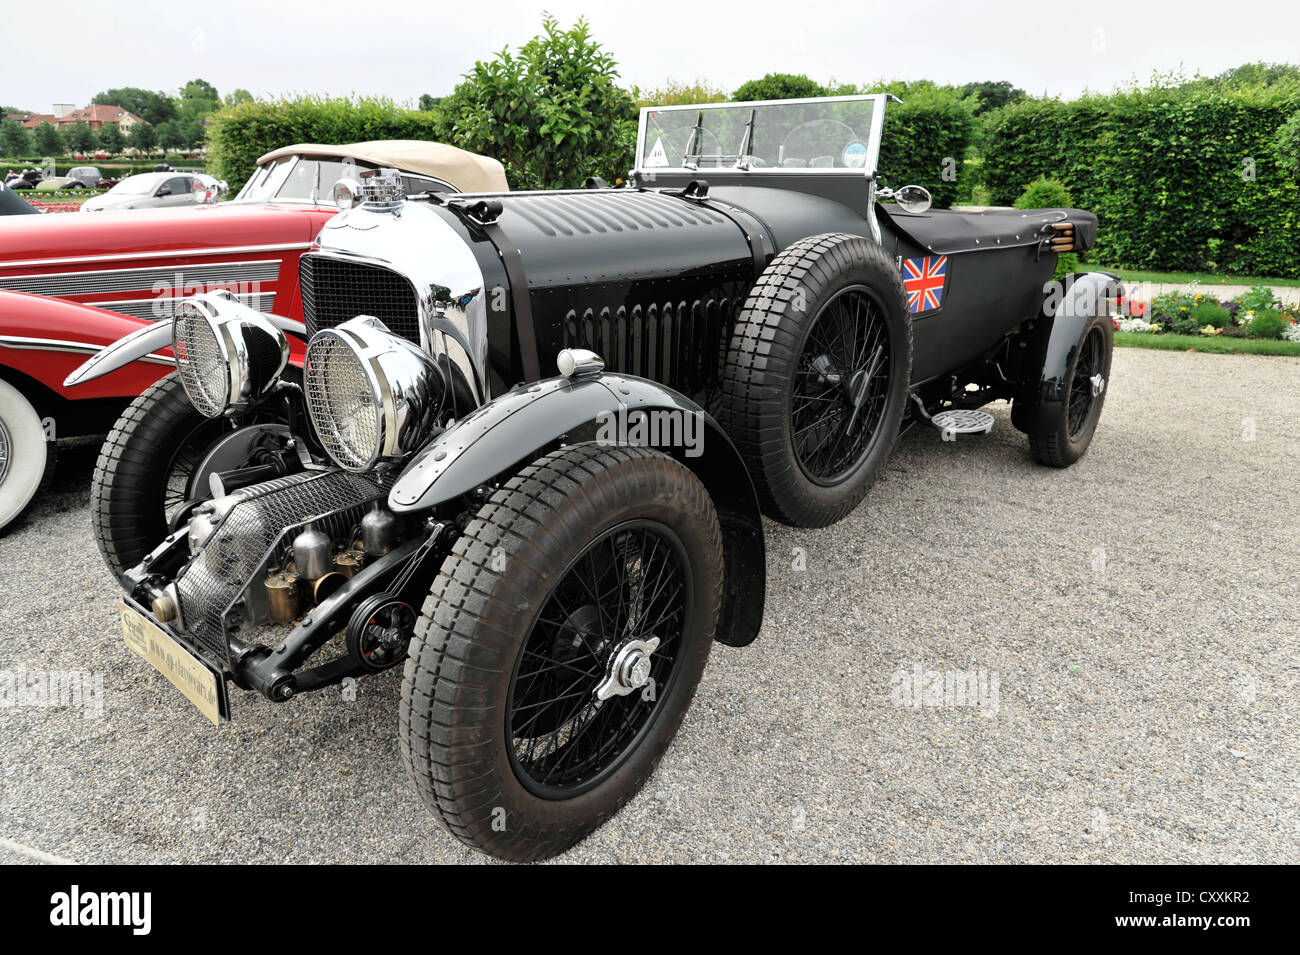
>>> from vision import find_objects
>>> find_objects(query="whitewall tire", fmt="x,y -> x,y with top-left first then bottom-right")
0,378 -> 53,532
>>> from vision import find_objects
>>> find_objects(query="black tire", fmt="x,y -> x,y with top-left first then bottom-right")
1023,315 -> 1113,467
720,232 -> 912,527
400,444 -> 724,862
91,373 -> 231,586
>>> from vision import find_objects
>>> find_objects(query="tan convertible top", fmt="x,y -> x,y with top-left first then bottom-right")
255,140 -> 508,193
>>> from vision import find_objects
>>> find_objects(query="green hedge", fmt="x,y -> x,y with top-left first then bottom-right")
206,96 -> 442,192
875,86 -> 977,209
980,85 -> 1300,276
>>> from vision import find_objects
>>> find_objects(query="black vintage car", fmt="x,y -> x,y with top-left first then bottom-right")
68,94 -> 1115,861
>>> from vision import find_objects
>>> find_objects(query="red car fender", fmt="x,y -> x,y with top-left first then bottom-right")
1,290 -> 308,402
0,290 -> 171,400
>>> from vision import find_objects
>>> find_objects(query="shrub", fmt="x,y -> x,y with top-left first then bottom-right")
1015,176 -> 1078,277
1014,175 -> 1073,210
1247,308 -> 1289,338
732,73 -> 828,102
434,15 -> 636,189
636,79 -> 729,108
979,82 -> 1300,276
207,96 -> 441,192
1190,302 -> 1232,327
1238,284 -> 1278,313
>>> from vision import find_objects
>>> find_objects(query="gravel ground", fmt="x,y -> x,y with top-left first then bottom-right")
1,346 -> 1297,865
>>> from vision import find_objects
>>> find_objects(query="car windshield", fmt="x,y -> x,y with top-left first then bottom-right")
638,95 -> 883,173
236,156 -> 375,203
108,175 -> 164,196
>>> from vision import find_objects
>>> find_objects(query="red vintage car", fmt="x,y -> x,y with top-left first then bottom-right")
0,141 -> 507,530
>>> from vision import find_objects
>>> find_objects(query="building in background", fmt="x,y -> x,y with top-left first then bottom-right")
16,105 -> 144,131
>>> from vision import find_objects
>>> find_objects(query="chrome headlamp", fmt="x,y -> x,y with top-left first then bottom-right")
331,177 -> 362,210
172,292 -> 290,417
304,316 -> 445,472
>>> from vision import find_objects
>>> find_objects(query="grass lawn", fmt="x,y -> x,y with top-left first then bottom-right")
1114,331 -> 1300,356
1100,267 -> 1300,289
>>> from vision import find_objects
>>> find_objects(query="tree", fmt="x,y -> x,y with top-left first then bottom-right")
958,80 -> 1027,115
223,88 -> 254,108
65,120 -> 96,154
130,122 -> 157,157
436,15 -> 637,189
32,121 -> 63,157
179,78 -> 222,122
418,93 -> 440,111
92,87 -> 177,125
732,73 -> 828,102
181,120 -> 206,151
97,122 -> 126,155
0,119 -> 31,158
156,120 -> 185,153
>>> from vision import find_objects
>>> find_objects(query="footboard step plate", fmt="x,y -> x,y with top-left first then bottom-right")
931,409 -> 995,436
120,599 -> 229,725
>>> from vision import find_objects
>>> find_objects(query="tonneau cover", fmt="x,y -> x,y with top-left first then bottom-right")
881,205 -> 1098,255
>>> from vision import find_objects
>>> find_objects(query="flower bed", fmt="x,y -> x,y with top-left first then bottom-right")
1114,286 -> 1300,343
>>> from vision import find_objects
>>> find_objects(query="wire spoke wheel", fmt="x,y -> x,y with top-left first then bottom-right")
1067,327 -> 1103,439
507,519 -> 690,798
791,285 -> 892,485
162,417 -> 235,520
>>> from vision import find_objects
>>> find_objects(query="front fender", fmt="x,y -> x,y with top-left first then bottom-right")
390,372 -> 766,647
1012,271 -> 1119,431
0,290 -> 170,400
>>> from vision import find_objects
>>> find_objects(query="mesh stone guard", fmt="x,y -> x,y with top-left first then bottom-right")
174,469 -> 395,664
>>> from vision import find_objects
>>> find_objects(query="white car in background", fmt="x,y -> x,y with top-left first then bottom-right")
80,171 -> 226,212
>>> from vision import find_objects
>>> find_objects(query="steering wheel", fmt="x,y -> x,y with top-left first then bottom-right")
779,119 -> 860,168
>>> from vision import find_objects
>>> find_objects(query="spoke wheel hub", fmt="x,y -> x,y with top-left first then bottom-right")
595,636 -> 661,701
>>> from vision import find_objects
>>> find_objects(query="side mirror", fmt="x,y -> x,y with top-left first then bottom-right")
156,187 -> 171,197
895,185 -> 932,214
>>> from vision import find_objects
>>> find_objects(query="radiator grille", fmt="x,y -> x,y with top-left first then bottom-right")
300,255 -> 420,344
174,469 -> 394,661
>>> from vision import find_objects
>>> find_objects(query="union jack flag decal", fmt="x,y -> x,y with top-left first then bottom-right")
902,255 -> 948,313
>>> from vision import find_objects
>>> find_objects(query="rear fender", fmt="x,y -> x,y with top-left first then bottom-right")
389,372 -> 766,647
1011,271 -> 1119,432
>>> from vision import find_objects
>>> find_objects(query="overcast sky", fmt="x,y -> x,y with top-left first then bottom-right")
2,0 -> 1295,110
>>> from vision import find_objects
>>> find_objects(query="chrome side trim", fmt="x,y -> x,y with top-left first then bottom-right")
0,243 -> 311,271
0,259 -> 283,297
0,333 -> 173,366
97,292 -> 276,322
